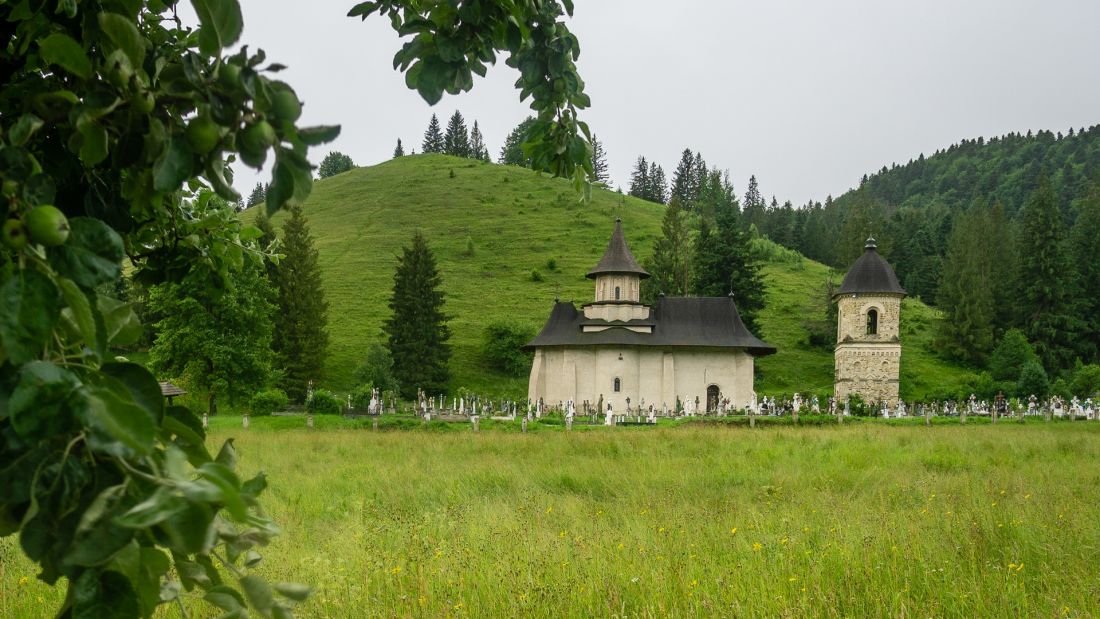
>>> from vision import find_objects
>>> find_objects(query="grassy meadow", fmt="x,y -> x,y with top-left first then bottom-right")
4,420 -> 1100,617
252,154 -> 975,400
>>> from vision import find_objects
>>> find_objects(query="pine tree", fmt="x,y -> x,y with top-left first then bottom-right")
691,152 -> 708,207
384,231 -> 452,398
670,148 -> 695,209
422,113 -> 444,153
693,193 -> 766,332
641,197 -> 692,303
499,117 -> 536,166
936,207 -> 995,364
628,156 -> 650,200
1070,184 -> 1100,363
393,138 -> 405,158
270,204 -> 329,402
443,110 -> 470,157
648,162 -> 667,203
247,182 -> 266,207
469,121 -> 489,161
1016,174 -> 1084,370
591,134 -> 610,184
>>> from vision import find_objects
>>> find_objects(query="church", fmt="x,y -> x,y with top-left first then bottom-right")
525,219 -> 775,412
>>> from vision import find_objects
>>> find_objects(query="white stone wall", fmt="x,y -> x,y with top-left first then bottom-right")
583,303 -> 650,322
836,295 -> 901,342
528,346 -> 756,411
594,275 -> 640,302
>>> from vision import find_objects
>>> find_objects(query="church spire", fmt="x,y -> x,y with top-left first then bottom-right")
586,218 -> 649,280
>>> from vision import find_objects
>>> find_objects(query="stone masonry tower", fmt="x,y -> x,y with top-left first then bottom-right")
833,237 -> 906,407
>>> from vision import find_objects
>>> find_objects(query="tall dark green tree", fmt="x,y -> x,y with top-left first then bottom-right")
936,207 -> 995,364
393,138 -> 405,157
592,134 -> 609,184
648,162 -> 667,203
422,113 -> 445,153
641,197 -> 692,303
741,175 -> 765,231
384,231 -> 452,398
318,151 -> 355,178
247,182 -> 267,207
693,193 -> 766,332
469,121 -> 490,161
443,110 -> 470,157
499,116 -> 536,165
1016,174 -> 1084,370
270,204 -> 330,402
1071,185 -> 1100,363
670,148 -> 696,209
628,156 -> 650,199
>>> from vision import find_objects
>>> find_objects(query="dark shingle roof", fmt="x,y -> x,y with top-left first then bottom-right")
525,296 -> 776,355
159,381 -> 187,397
837,238 -> 906,297
586,218 -> 649,279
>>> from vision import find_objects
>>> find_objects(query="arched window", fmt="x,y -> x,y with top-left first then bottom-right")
613,377 -> 621,393
614,286 -> 621,300
866,309 -> 878,335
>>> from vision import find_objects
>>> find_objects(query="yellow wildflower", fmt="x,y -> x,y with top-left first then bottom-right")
729,527 -> 737,535
753,542 -> 763,551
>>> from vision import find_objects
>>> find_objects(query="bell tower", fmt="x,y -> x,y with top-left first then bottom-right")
587,218 -> 648,304
834,237 -> 906,407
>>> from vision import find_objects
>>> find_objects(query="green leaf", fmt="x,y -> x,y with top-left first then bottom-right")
101,362 -> 165,424
205,585 -> 246,611
39,33 -> 92,79
9,361 -> 80,441
77,118 -> 109,165
190,0 -> 244,55
198,461 -> 247,521
64,485 -> 134,568
78,383 -> 157,455
215,439 -> 237,469
49,217 -> 125,288
72,569 -> 140,619
163,501 -> 214,554
0,268 -> 60,364
153,136 -> 194,192
240,575 -> 275,616
274,582 -> 311,602
296,125 -> 341,146
98,13 -> 146,67
58,277 -> 97,350
10,114 -> 44,146
114,488 -> 185,528
97,296 -> 143,346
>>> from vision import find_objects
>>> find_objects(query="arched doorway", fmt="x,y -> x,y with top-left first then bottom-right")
707,385 -> 720,412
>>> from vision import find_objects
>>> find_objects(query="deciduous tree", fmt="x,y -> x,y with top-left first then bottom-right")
318,150 -> 355,178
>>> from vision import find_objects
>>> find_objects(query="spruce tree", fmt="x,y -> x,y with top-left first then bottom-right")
648,162 -> 667,203
693,194 -> 766,332
1071,185 -> 1100,362
592,134 -> 610,184
742,175 -> 765,231
469,121 -> 490,161
247,182 -> 266,207
271,204 -> 330,402
670,148 -> 696,209
499,116 -> 536,165
443,110 -> 470,157
691,152 -> 708,206
936,207 -> 995,364
384,231 -> 452,398
422,113 -> 444,153
628,156 -> 650,200
393,138 -> 405,157
1016,174 -> 1083,370
641,197 -> 692,303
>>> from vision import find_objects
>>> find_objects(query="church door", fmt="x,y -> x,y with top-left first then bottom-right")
707,385 -> 720,412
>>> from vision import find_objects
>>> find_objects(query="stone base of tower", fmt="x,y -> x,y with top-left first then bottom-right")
834,343 -> 901,407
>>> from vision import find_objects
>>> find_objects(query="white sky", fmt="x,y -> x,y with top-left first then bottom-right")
188,0 -> 1100,205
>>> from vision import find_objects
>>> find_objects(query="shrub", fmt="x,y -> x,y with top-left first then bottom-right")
483,321 -> 536,376
356,343 -> 399,393
250,388 -> 289,416
1070,364 -> 1100,397
308,389 -> 343,415
545,257 -> 557,271
530,269 -> 544,282
1017,361 -> 1049,398
351,384 -> 375,409
989,329 -> 1039,382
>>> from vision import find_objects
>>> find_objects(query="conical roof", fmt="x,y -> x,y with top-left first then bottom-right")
586,218 -> 649,279
836,237 -> 906,296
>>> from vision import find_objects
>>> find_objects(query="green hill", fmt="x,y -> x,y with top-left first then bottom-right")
261,154 -> 976,400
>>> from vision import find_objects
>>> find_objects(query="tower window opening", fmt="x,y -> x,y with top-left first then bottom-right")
613,377 -> 621,393
866,309 -> 879,336
615,286 -> 621,300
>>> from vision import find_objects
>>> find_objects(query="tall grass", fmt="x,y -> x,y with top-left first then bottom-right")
4,423 -> 1097,617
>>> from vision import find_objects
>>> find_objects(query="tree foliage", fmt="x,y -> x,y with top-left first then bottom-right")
422,113 -> 444,154
393,138 -> 405,158
317,151 -> 355,178
641,198 -> 691,303
355,342 -> 399,393
499,116 -> 536,166
384,231 -> 451,398
443,110 -> 470,157
469,121 -> 490,161
270,205 -> 329,402
693,188 -> 766,333
482,321 -> 535,377
591,134 -> 609,184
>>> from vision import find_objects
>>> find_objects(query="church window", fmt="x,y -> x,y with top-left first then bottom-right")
866,309 -> 878,335
613,377 -> 621,393
615,286 -> 621,300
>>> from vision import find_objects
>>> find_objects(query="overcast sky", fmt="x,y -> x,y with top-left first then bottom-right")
197,1 -> 1100,206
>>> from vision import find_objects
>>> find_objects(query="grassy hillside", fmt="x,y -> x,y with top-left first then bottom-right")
261,154 -> 975,399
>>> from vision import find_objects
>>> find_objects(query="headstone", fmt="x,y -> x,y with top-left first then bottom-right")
924,402 -> 931,426
521,416 -> 528,433
307,413 -> 314,429
242,413 -> 250,430
202,412 -> 209,430
604,402 -> 614,426
471,415 -> 479,432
